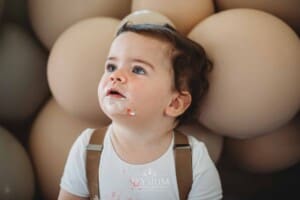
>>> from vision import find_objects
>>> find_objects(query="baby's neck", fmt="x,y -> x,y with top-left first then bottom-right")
110,122 -> 174,164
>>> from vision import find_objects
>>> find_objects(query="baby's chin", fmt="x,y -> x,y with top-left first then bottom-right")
101,96 -> 136,116
101,104 -> 134,118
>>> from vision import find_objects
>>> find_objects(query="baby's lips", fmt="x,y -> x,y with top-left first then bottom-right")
106,88 -> 126,98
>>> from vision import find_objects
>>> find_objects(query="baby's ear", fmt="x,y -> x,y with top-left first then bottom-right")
165,91 -> 191,117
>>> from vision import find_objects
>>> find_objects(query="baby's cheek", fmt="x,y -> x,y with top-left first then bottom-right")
97,83 -> 105,103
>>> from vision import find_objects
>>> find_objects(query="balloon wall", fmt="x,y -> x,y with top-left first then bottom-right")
0,0 -> 299,199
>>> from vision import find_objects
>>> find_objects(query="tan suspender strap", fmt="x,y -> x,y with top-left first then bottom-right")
174,130 -> 192,200
86,127 -> 107,200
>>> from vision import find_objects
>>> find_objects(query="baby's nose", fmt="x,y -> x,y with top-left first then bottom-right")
109,70 -> 126,83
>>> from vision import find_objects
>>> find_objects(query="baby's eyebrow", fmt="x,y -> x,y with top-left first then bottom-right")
107,56 -> 117,61
106,57 -> 154,70
132,58 -> 154,70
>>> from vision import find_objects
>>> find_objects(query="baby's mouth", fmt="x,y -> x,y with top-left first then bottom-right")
103,88 -> 136,116
106,89 -> 126,99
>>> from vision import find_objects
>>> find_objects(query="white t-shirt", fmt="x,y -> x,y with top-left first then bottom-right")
60,126 -> 222,200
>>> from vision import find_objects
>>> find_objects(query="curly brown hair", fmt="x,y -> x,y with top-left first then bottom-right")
116,22 -> 212,124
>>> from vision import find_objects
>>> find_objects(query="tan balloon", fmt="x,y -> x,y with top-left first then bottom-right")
0,23 -> 49,123
29,98 -> 106,200
219,157 -> 274,198
0,126 -> 35,200
131,0 -> 214,34
215,0 -> 300,35
28,0 -> 131,49
189,9 -> 300,138
0,0 -> 4,21
225,114 -> 300,173
48,17 -> 119,125
3,0 -> 29,27
119,9 -> 175,30
177,121 -> 223,163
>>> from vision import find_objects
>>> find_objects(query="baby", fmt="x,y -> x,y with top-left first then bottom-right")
58,22 -> 222,200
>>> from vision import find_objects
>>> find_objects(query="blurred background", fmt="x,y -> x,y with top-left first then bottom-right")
0,0 -> 299,199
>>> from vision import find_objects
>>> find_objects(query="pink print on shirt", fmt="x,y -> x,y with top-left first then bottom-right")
105,191 -> 120,200
130,178 -> 141,189
129,168 -> 170,191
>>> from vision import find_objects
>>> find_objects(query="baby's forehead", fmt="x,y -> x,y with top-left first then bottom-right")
113,31 -> 176,57
135,33 -> 177,58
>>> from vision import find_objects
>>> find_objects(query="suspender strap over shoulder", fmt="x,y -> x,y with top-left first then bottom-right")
86,127 -> 107,200
174,129 -> 193,200
86,127 -> 192,200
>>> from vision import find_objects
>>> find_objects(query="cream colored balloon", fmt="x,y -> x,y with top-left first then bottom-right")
29,98 -> 106,200
225,114 -> 300,173
132,0 -> 214,34
215,0 -> 300,35
189,9 -> 300,138
119,10 -> 175,30
0,126 -> 35,200
48,17 -> 119,125
28,0 -> 131,49
177,121 -> 223,163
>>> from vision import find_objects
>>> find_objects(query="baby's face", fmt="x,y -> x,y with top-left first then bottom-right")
98,32 -> 177,121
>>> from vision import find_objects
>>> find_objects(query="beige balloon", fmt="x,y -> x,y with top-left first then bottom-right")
0,126 -> 35,200
118,9 -> 175,30
225,114 -> 300,173
131,0 -> 214,35
215,0 -> 300,35
48,17 -> 119,125
189,9 -> 300,138
177,121 -> 223,163
29,98 -> 106,200
28,0 -> 131,49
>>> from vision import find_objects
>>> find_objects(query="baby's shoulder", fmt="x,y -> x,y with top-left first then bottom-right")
73,128 -> 96,147
186,135 -> 210,160
187,135 -> 205,149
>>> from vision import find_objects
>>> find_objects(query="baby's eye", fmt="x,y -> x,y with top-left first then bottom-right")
106,63 -> 117,72
132,66 -> 146,75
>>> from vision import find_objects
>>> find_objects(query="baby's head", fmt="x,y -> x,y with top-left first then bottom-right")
115,23 -> 212,124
